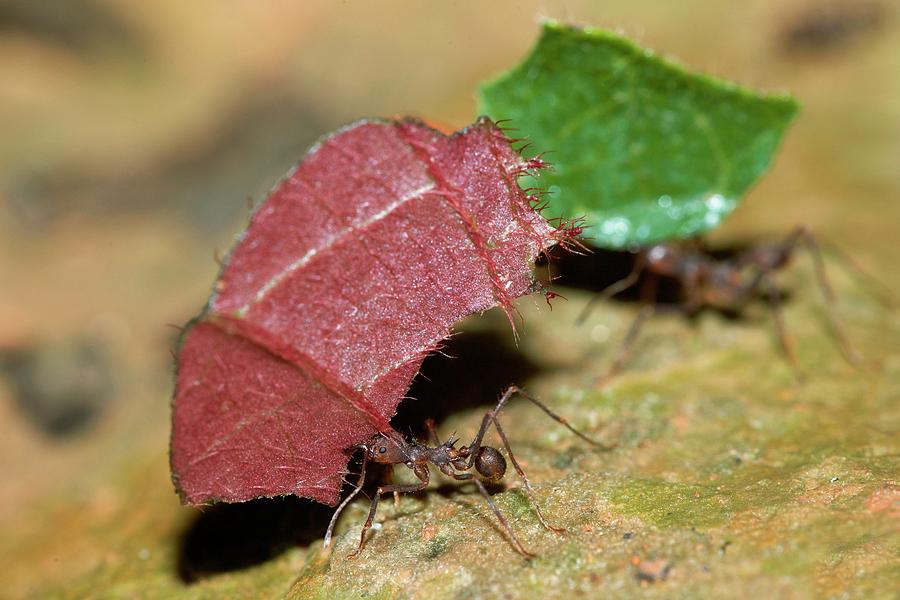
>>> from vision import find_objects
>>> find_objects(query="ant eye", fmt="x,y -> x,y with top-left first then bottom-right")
379,447 -> 387,454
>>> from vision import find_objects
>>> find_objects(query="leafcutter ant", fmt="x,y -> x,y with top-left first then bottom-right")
578,226 -> 884,381
323,385 -> 611,559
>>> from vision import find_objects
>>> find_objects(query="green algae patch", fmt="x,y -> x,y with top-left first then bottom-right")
608,471 -> 799,529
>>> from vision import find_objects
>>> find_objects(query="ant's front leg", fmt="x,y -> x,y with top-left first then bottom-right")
347,464 -> 429,559
380,465 -> 402,511
323,446 -> 370,550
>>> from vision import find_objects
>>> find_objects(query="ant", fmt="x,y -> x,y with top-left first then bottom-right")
577,226 -> 883,382
323,385 -> 611,559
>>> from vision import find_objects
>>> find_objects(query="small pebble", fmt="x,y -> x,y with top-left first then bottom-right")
635,558 -> 671,583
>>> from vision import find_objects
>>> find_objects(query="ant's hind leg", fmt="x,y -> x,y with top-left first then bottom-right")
488,415 -> 565,534
466,386 -> 520,461
819,239 -> 897,309
466,387 -> 612,533
472,478 -> 535,559
464,385 -> 608,461
510,387 -> 613,449
438,465 -> 534,556
463,386 -> 611,537
796,228 -> 863,365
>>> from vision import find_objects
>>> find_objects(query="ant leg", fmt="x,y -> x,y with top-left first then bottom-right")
819,239 -> 897,309
681,265 -> 705,317
577,253 -> 647,324
795,228 -> 863,365
468,385 -> 612,461
509,386 -> 613,449
438,464 -> 535,558
461,386 -> 612,544
347,465 -> 429,559
381,466 -> 401,511
323,447 -> 369,549
761,274 -> 803,380
423,418 -> 441,446
488,414 -> 564,534
466,386 -> 519,463
731,252 -> 805,377
598,274 -> 658,383
409,418 -> 442,510
473,478 -> 535,558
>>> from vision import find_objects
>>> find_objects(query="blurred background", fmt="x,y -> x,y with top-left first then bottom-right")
1,1 -> 897,597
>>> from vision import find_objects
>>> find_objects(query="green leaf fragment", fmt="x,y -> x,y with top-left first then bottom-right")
478,21 -> 800,249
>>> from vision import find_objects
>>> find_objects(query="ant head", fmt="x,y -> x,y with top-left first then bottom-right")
365,432 -> 409,464
645,244 -> 683,275
474,446 -> 506,483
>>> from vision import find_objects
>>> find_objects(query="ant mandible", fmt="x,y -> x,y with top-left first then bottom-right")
323,385 -> 611,559
578,226 -> 870,382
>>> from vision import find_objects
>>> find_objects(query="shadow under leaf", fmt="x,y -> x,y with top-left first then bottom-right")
176,496 -> 333,584
393,328 -> 541,437
176,320 -> 541,583
545,242 -> 781,314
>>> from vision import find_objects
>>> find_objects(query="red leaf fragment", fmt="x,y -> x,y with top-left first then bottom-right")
170,117 -> 564,506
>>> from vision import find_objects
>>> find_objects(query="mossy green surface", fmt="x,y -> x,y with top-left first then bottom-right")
16,276 -> 896,600
283,281 -> 898,599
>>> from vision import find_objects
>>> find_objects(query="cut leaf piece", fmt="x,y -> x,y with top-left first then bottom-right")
170,117 -> 564,506
478,21 -> 799,249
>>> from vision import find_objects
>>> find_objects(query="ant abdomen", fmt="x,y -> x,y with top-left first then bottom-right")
475,446 -> 506,482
